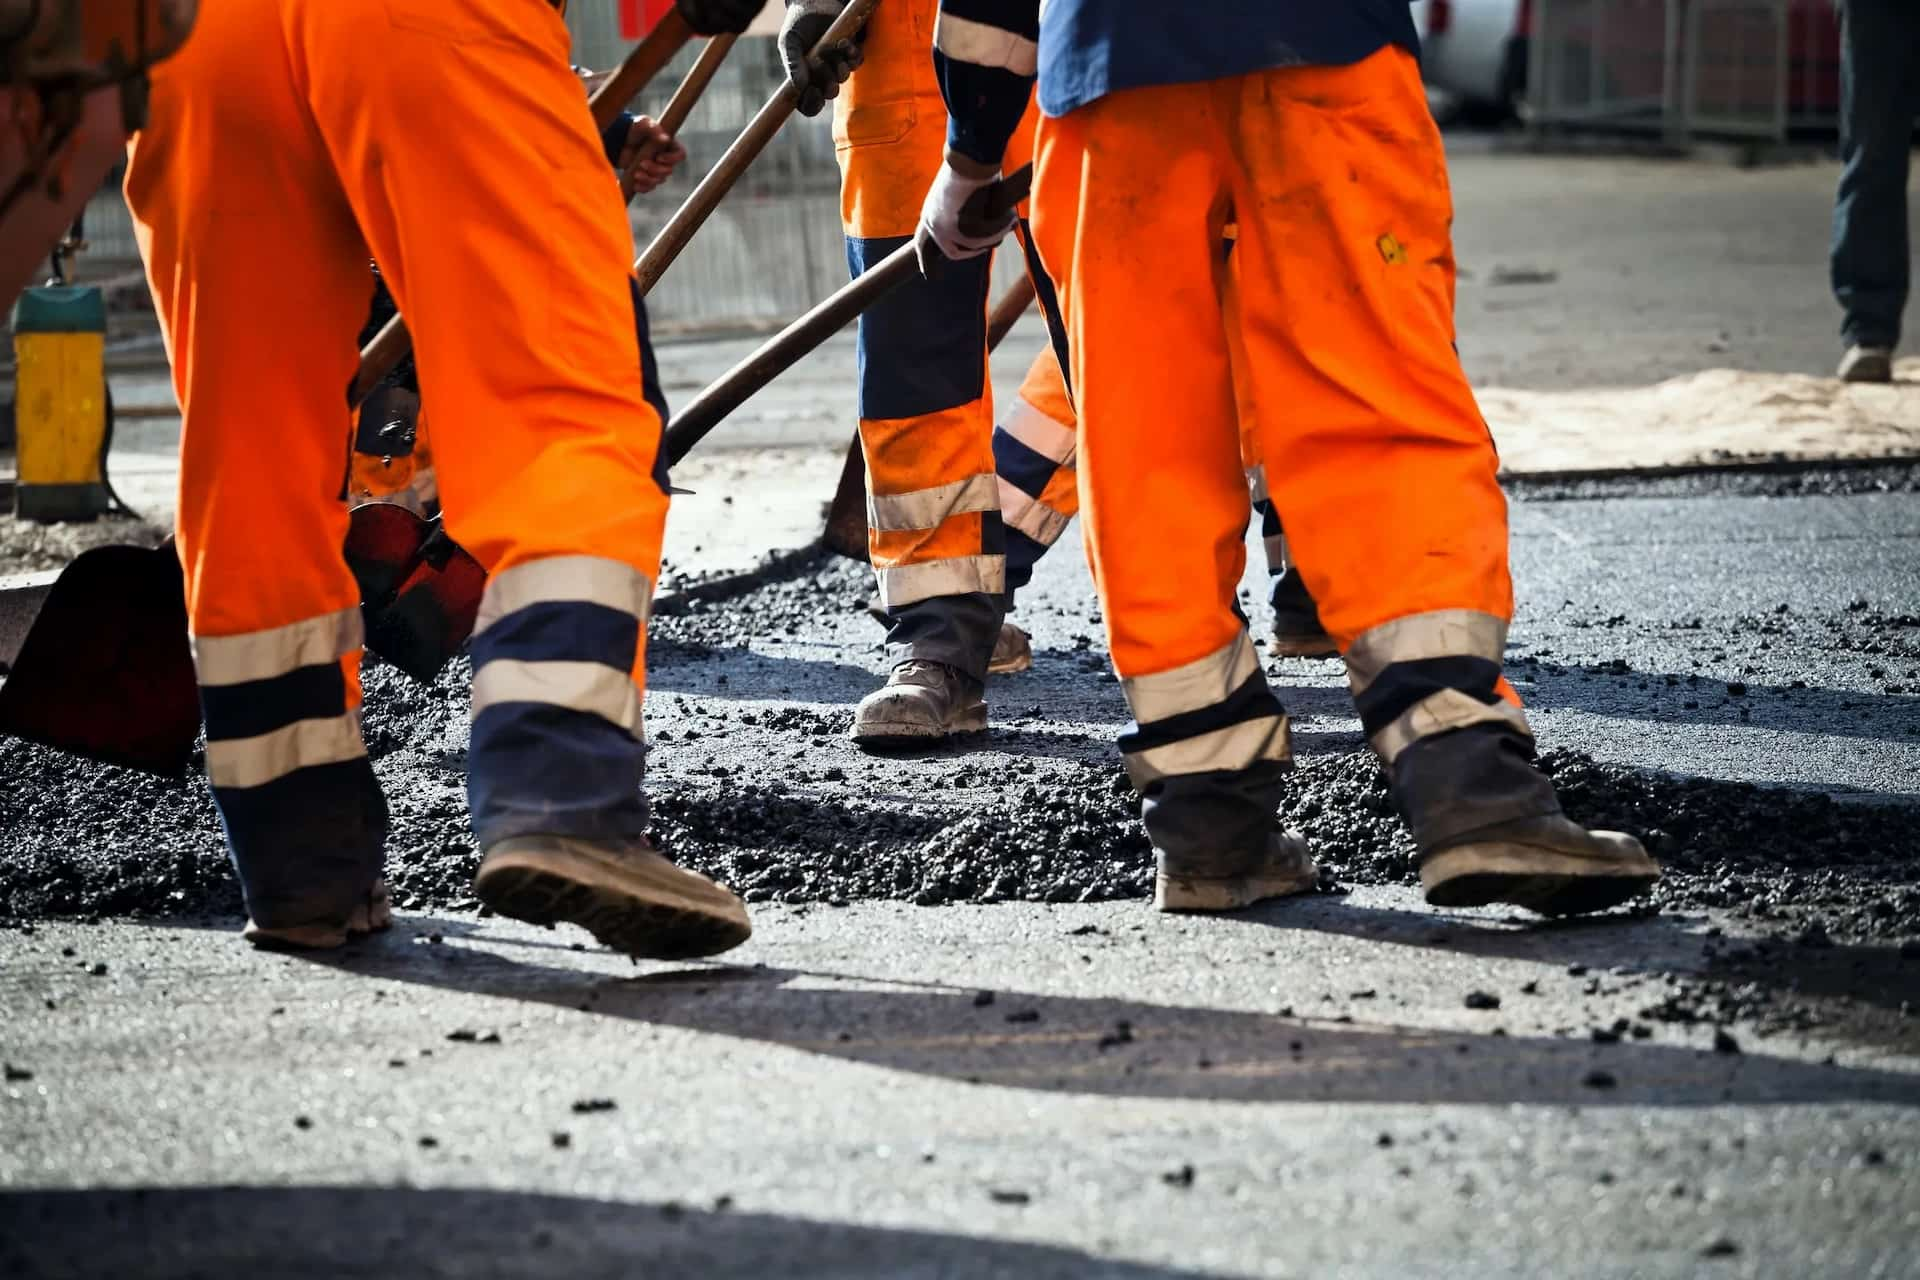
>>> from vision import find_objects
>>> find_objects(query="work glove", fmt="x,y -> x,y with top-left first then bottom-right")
675,0 -> 763,36
614,114 -> 687,200
779,0 -> 865,118
916,156 -> 1016,276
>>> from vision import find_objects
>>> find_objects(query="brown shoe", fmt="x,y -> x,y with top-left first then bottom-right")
243,880 -> 393,951
474,835 -> 751,960
850,659 -> 987,748
988,622 -> 1033,675
1155,831 -> 1320,913
1421,814 -> 1661,917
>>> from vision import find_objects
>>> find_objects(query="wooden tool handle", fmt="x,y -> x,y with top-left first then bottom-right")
633,0 -> 881,296
985,272 -> 1036,352
348,13 -> 697,407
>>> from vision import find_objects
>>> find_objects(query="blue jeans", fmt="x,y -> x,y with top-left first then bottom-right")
1831,0 -> 1920,349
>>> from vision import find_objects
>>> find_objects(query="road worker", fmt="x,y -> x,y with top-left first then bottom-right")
125,0 -> 761,954
350,108 -> 688,513
783,0 -> 1333,716
782,0 -> 1018,747
919,0 -> 1663,917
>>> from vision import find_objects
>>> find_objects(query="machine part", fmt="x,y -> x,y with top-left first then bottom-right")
343,502 -> 485,685
350,10 -> 697,405
822,271 -> 1038,562
0,2 -> 199,293
11,283 -> 110,522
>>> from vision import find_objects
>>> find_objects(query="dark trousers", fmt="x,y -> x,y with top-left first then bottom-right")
1831,0 -> 1920,349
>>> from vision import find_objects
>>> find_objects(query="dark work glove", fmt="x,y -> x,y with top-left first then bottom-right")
779,0 -> 865,118
675,0 -> 762,36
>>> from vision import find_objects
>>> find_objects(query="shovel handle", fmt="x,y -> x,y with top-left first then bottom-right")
663,165 -> 1031,465
587,9 -> 696,126
985,271 -> 1036,351
347,13 -> 697,408
633,0 -> 881,296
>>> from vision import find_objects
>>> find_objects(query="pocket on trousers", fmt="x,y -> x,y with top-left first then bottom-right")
835,99 -> 919,151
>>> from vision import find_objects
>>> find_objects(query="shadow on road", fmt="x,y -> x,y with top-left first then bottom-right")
1521,660 -> 1920,750
0,1185 -> 1197,1280
321,929 -> 1920,1111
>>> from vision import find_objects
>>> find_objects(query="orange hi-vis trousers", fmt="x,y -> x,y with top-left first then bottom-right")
1030,47 -> 1533,859
834,0 -> 1023,678
990,224 -> 1295,600
126,0 -> 666,928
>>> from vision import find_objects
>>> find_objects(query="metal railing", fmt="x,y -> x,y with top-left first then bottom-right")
1529,0 -> 1833,143
39,30 -> 1020,339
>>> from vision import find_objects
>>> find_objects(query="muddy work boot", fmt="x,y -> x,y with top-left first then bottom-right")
1156,831 -> 1320,913
851,659 -> 987,747
243,880 -> 393,951
988,622 -> 1033,675
1421,815 -> 1661,918
1838,344 -> 1893,383
1269,567 -> 1337,659
1394,724 -> 1661,918
474,836 -> 751,960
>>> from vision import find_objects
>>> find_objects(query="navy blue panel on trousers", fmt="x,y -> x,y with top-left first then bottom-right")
992,429 -> 1061,501
846,234 -> 993,421
1116,671 -> 1285,760
1005,527 -> 1048,593
200,662 -> 347,744
470,600 -> 640,670
625,276 -> 673,493
1353,656 -> 1506,739
1016,221 -> 1074,403
215,757 -> 388,929
469,703 -> 649,844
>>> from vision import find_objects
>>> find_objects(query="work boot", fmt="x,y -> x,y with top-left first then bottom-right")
1269,567 -> 1337,659
988,621 -> 1033,675
1156,830 -> 1320,913
1838,344 -> 1894,383
473,835 -> 751,960
1420,814 -> 1661,918
851,659 -> 987,747
243,880 -> 393,951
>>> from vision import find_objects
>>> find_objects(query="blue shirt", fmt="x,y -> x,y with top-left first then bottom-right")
937,0 -> 1420,166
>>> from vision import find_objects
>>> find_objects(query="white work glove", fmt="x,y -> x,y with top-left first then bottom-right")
916,157 -> 1016,275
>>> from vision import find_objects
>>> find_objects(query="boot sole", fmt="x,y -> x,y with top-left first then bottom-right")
474,847 -> 751,961
850,705 -> 989,749
1269,633 -> 1338,659
1422,843 -> 1661,917
243,883 -> 394,952
1155,867 -> 1318,913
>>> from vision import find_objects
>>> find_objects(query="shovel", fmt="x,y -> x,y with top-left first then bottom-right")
0,500 -> 486,775
821,269 -> 1038,562
663,167 -> 1033,466
0,542 -> 198,774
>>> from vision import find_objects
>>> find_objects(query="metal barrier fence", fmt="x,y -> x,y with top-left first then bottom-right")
1529,0 -> 1834,143
55,30 -> 1020,336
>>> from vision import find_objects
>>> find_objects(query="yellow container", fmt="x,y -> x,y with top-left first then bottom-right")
11,285 -> 110,522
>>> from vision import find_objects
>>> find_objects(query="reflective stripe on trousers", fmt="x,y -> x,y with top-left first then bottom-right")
1346,608 -> 1532,763
195,606 -> 368,791
1116,631 -> 1292,788
468,555 -> 655,845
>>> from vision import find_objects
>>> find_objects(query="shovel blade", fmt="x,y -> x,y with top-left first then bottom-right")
821,433 -> 871,563
345,503 -> 486,684
0,544 -> 200,775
